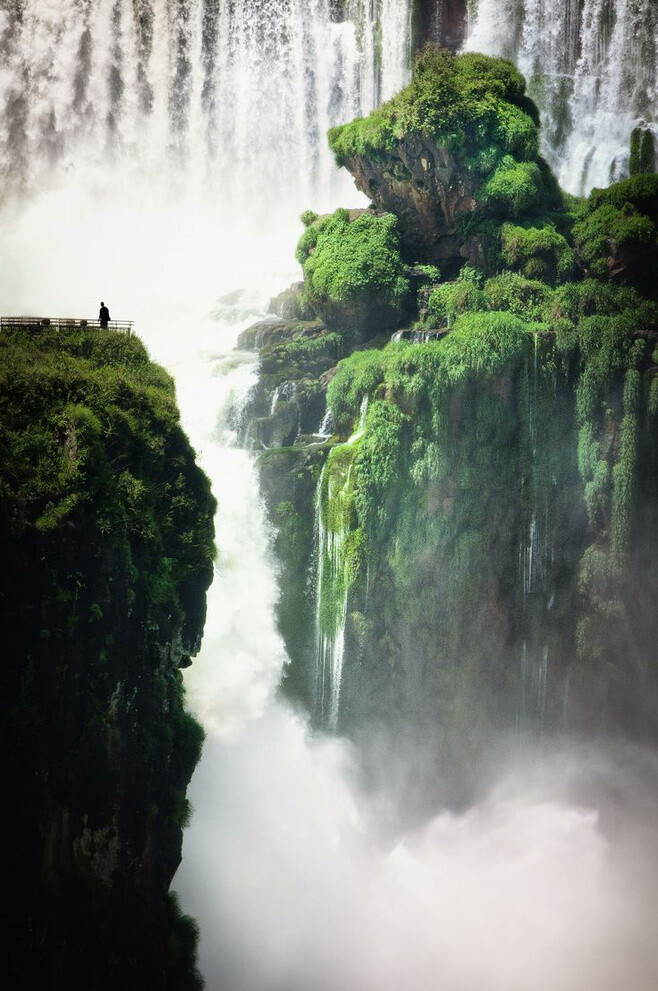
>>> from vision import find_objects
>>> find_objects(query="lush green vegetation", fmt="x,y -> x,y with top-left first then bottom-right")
424,265 -> 488,328
501,222 -> 575,284
296,208 -> 410,330
259,46 -> 658,775
0,327 -> 215,636
328,48 -> 540,169
2,326 -> 215,989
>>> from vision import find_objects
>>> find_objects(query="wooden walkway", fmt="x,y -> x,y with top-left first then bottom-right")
0,317 -> 134,334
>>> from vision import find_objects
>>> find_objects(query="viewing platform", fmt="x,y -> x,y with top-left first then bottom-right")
0,317 -> 134,334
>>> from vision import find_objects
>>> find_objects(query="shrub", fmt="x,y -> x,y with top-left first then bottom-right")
501,222 -> 575,284
484,271 -> 553,320
296,210 -> 410,331
426,266 -> 489,328
479,156 -> 544,218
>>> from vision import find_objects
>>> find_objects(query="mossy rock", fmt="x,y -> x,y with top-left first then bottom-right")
425,265 -> 488,328
574,174 -> 658,290
248,400 -> 300,450
501,221 -> 575,285
237,317 -> 324,351
269,281 -> 315,321
296,208 -> 411,333
328,46 -> 561,268
629,127 -> 656,178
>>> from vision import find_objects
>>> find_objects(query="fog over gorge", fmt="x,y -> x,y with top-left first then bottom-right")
2,2 -> 658,990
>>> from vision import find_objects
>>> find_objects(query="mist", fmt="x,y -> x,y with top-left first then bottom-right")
178,708 -> 658,991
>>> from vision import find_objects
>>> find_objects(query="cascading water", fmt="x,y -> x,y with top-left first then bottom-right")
465,0 -> 658,192
0,0 -> 411,210
314,395 -> 368,729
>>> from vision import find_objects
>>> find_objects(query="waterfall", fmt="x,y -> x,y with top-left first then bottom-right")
318,405 -> 335,438
314,396 -> 367,729
314,464 -> 350,731
1,0 -> 411,210
5,4 -> 658,988
465,0 -> 658,193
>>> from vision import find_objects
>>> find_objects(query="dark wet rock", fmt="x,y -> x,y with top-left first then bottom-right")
413,0 -> 467,53
269,281 -> 315,320
238,317 -> 323,351
248,399 -> 300,450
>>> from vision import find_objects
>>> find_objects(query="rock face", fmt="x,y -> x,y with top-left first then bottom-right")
329,47 -> 558,273
414,0 -> 467,53
260,49 -> 658,807
238,315 -> 354,449
339,133 -> 479,265
1,327 -> 215,990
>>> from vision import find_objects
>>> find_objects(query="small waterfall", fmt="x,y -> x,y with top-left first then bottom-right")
314,396 -> 367,729
465,0 -> 658,193
318,406 -> 335,438
348,394 -> 369,444
314,463 -> 351,731
270,380 -> 298,416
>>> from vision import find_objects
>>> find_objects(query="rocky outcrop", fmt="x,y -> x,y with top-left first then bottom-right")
238,316 -> 351,447
255,49 -> 658,807
2,327 -> 215,990
573,174 -> 658,290
339,133 -> 480,265
295,208 -> 412,331
329,48 -> 557,272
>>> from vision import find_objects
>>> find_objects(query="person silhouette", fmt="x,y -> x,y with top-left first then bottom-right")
99,301 -> 110,329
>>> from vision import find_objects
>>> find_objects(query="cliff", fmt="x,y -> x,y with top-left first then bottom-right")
241,47 -> 658,805
1,327 -> 216,989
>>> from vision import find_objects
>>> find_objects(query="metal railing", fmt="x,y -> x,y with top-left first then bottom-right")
0,317 -> 134,334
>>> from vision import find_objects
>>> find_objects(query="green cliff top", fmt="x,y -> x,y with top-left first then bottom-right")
329,47 -> 541,172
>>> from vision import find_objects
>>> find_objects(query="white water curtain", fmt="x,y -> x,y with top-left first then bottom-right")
465,0 -> 658,192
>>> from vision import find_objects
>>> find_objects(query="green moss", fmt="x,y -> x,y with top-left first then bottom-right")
611,370 -> 640,561
0,329 -> 215,634
629,127 -> 655,178
354,400 -> 409,536
501,222 -> 575,285
588,173 -> 658,214
573,174 -> 658,283
329,47 -> 539,169
546,279 -> 656,323
649,375 -> 658,418
326,349 -> 386,432
479,156 -> 544,218
257,327 -> 350,393
318,444 -> 360,637
414,264 -> 441,281
321,443 -> 358,532
484,271 -> 553,320
296,210 -> 409,326
425,265 -> 489,328
574,202 -> 655,277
